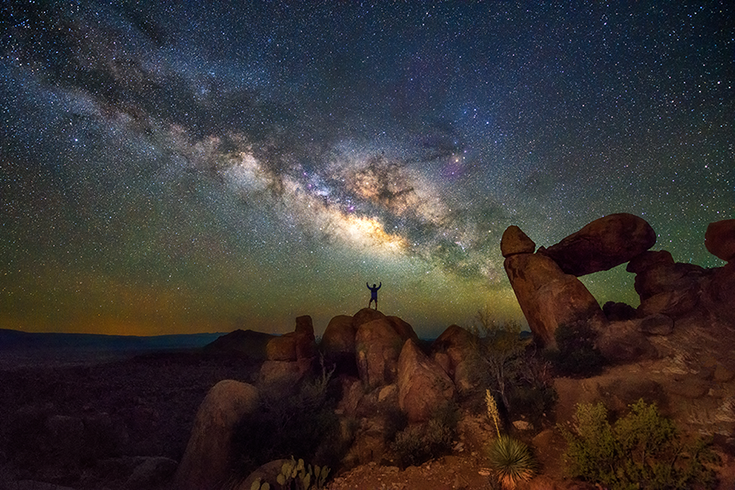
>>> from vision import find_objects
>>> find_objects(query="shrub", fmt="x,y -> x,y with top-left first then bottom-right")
561,399 -> 720,489
546,321 -> 605,377
390,402 -> 458,468
232,365 -> 344,476
487,435 -> 536,489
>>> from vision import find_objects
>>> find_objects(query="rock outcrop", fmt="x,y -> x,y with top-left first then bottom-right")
259,316 -> 317,388
397,340 -> 455,423
503,250 -> 605,347
175,380 -> 259,490
431,324 -> 480,392
355,317 -> 404,390
538,213 -> 656,276
705,218 -> 735,262
321,315 -> 357,357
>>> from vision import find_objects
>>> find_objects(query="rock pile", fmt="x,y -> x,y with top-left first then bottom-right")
501,215 -> 735,350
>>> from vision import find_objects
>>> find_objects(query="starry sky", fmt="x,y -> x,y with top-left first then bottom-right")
1,2 -> 733,338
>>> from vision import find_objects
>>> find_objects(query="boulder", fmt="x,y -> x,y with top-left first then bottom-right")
503,250 -> 606,347
637,314 -> 674,336
387,316 -> 419,343
626,250 -> 675,274
174,380 -> 259,490
258,358 -> 313,389
538,213 -> 656,276
320,315 -> 357,356
702,262 -> 735,324
500,225 -> 536,257
355,318 -> 404,389
266,317 -> 317,362
397,340 -> 455,423
705,219 -> 735,262
431,325 -> 480,392
352,307 -> 386,328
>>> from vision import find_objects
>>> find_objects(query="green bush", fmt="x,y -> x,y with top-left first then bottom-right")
390,403 -> 458,468
561,399 -> 720,489
232,367 -> 344,477
487,435 -> 536,489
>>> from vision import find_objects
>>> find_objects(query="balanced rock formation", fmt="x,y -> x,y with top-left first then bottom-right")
503,246 -> 605,347
500,225 -> 536,257
397,340 -> 455,423
538,213 -> 656,276
705,219 -> 735,262
175,380 -> 259,490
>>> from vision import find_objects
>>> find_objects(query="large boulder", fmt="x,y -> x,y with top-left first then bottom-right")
503,249 -> 606,347
705,219 -> 735,262
500,225 -> 536,257
174,380 -> 259,490
387,316 -> 419,343
627,250 -> 706,318
265,316 -> 317,361
397,340 -> 455,423
702,262 -> 735,325
320,315 -> 357,356
355,318 -> 404,389
431,325 -> 480,392
352,307 -> 386,328
538,213 -> 656,276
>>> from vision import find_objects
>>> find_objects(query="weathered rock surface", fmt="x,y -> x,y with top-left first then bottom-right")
125,456 -> 178,489
352,307 -> 386,328
260,316 -> 317,387
431,325 -> 480,392
320,315 -> 357,356
174,380 -> 259,490
355,318 -> 404,389
504,251 -> 606,347
702,262 -> 735,324
265,315 -> 317,361
705,218 -> 735,262
397,340 -> 455,423
539,213 -> 656,276
387,316 -> 419,343
597,320 -> 658,364
627,250 -> 707,318
500,225 -> 536,257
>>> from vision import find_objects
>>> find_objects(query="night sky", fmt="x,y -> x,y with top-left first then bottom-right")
1,2 -> 733,338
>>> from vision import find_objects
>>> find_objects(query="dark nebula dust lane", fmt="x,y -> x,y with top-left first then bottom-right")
1,2 -> 733,337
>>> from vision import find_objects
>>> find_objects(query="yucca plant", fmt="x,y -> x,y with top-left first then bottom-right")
487,434 -> 536,489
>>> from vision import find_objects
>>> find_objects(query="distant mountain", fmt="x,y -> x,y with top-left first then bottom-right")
202,329 -> 274,360
0,328 -> 225,353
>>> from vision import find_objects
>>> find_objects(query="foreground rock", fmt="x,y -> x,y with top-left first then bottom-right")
355,318 -> 404,389
504,250 -> 605,347
397,340 -> 455,423
175,380 -> 259,490
431,325 -> 480,393
538,213 -> 656,276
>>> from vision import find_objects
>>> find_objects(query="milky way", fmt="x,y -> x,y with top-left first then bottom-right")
1,2 -> 733,337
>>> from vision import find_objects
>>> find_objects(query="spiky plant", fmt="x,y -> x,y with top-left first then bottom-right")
485,389 -> 501,438
488,435 -> 536,489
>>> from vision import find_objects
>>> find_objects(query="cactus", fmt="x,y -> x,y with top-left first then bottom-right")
250,478 -> 270,490
270,456 -> 330,490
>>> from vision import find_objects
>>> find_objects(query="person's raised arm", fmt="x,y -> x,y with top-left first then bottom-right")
378,282 -> 382,290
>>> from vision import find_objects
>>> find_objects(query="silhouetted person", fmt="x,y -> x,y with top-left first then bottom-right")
367,282 -> 381,310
